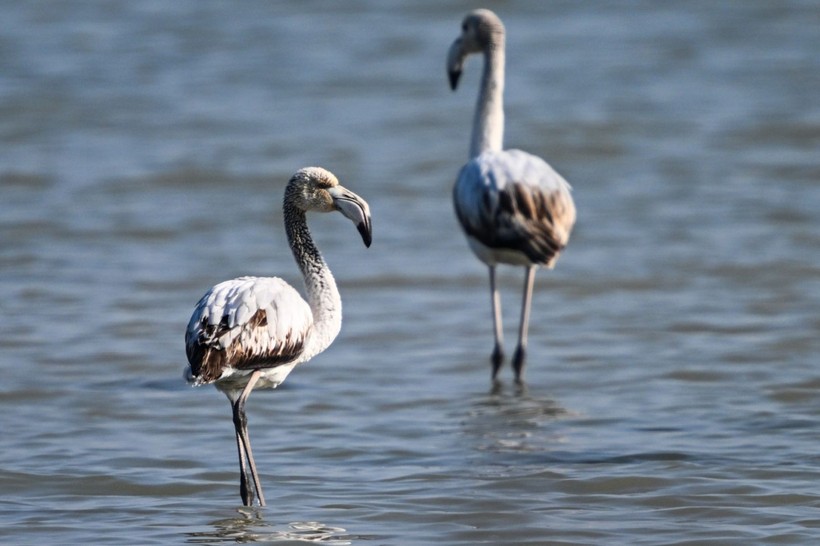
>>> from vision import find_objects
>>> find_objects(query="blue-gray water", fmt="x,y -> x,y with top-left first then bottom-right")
2,1 -> 819,544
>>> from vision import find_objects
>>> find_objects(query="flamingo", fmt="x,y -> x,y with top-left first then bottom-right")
447,9 -> 576,383
184,167 -> 372,506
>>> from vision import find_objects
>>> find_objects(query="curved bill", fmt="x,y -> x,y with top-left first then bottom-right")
328,185 -> 372,247
447,38 -> 465,90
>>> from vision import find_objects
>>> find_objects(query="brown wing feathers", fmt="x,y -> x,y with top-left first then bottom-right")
465,181 -> 568,266
187,308 -> 307,384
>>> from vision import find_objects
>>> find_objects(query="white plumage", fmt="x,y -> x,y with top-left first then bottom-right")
185,276 -> 312,389
184,167 -> 372,507
448,9 -> 576,382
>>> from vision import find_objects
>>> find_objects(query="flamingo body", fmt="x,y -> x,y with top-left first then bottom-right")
185,276 -> 312,389
454,149 -> 575,268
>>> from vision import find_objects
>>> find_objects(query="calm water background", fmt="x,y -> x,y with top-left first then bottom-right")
2,1 -> 819,544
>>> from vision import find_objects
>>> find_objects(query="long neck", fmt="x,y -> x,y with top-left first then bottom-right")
470,38 -> 505,157
284,203 -> 341,359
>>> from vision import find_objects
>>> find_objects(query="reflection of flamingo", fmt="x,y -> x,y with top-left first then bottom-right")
184,167 -> 372,506
447,9 -> 576,382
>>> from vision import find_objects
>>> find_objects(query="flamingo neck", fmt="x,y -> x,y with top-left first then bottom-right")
284,204 -> 342,360
470,37 -> 505,157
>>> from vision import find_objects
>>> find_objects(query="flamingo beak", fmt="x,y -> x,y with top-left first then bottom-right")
447,39 -> 465,90
329,186 -> 372,248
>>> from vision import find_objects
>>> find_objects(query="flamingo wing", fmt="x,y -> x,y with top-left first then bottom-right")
185,276 -> 313,385
453,149 -> 576,267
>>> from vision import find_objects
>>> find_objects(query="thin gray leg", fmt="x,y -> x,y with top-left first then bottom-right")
512,266 -> 536,382
232,370 -> 266,506
489,265 -> 504,379
234,425 -> 254,506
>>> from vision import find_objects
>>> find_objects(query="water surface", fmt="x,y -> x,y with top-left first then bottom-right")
2,1 -> 820,544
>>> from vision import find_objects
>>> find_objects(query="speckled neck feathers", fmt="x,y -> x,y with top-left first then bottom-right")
283,201 -> 341,361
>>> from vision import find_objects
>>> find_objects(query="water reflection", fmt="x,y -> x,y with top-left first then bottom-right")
186,508 -> 352,544
459,381 -> 574,454
489,377 -> 528,397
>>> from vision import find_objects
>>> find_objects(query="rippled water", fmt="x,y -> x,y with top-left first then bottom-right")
2,1 -> 820,544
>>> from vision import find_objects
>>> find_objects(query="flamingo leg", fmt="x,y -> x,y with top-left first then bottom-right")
511,266 -> 536,382
488,265 -> 505,379
232,370 -> 266,507
234,424 -> 254,506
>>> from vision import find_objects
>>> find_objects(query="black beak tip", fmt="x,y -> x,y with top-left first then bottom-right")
448,70 -> 461,90
358,223 -> 372,248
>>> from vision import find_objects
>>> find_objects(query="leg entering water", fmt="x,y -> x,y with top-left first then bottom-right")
489,265 -> 505,379
231,370 -> 266,507
512,266 -> 536,383
234,424 -> 254,506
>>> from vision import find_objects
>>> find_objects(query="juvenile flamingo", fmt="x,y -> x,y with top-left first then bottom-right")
185,167 -> 372,506
447,9 -> 576,382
